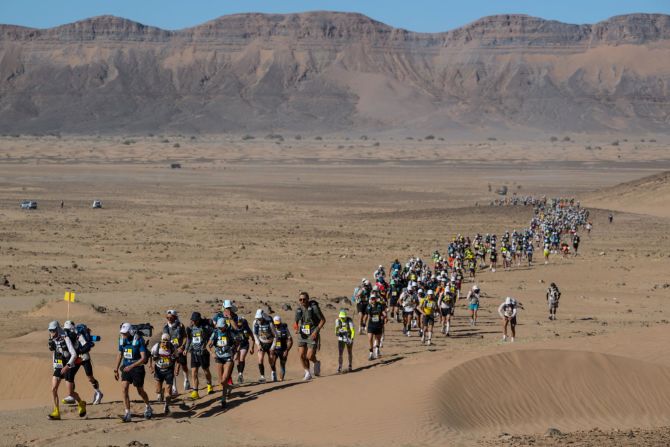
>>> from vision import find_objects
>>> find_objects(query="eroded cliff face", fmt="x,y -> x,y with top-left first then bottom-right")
1,12 -> 669,134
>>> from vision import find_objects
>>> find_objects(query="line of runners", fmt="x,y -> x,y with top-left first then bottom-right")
46,196 -> 586,421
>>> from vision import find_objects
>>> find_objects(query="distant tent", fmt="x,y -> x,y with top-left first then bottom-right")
170,163 -> 182,169
496,185 -> 508,196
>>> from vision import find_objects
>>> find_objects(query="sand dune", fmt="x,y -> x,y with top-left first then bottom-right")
436,349 -> 670,434
585,171 -> 670,217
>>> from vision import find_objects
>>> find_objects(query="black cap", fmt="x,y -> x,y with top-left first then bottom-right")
191,311 -> 201,321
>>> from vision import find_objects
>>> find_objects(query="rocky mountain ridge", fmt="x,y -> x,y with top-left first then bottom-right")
1,12 -> 669,134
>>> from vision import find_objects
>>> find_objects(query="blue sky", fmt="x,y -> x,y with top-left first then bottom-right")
1,0 -> 668,32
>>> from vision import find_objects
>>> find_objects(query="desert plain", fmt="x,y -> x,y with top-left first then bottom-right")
0,134 -> 669,446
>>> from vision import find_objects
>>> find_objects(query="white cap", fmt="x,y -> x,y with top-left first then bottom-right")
223,299 -> 235,310
161,333 -> 170,341
63,320 -> 74,330
378,265 -> 383,268
255,309 -> 264,319
166,309 -> 178,317
505,297 -> 513,305
427,290 -> 434,295
473,284 -> 479,290
48,320 -> 59,331
273,315 -> 282,324
119,322 -> 132,334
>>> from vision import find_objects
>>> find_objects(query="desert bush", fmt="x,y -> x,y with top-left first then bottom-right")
549,136 -> 558,142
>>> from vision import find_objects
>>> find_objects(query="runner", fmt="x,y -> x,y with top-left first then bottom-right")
419,290 -> 437,345
572,232 -> 580,255
466,285 -> 481,326
162,310 -> 190,396
547,282 -> 561,320
355,279 -> 371,334
400,286 -> 418,336
187,312 -> 214,399
388,279 -> 402,322
253,309 -> 278,383
437,285 -> 455,336
498,297 -> 518,342
365,292 -> 387,359
114,322 -> 152,422
269,315 -> 292,381
208,318 -> 235,408
61,320 -> 103,405
148,333 -> 176,415
335,310 -> 355,373
295,292 -> 326,380
47,321 -> 86,420
489,246 -> 498,272
221,300 -> 254,384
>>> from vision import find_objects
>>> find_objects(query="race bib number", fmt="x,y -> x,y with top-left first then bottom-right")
275,339 -> 282,348
123,348 -> 133,359
392,291 -> 397,296
53,359 -> 63,369
192,336 -> 202,344
301,325 -> 311,335
426,302 -> 434,308
217,336 -> 227,347
371,315 -> 380,323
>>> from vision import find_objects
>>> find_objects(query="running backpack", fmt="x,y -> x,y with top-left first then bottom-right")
74,323 -> 95,353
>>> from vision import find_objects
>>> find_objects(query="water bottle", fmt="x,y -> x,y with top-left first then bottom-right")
91,335 -> 101,342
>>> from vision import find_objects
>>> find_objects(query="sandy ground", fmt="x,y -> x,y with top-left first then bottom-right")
0,136 -> 669,446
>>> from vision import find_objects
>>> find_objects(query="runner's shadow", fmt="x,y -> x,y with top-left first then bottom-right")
350,356 -> 403,373
448,330 -> 500,338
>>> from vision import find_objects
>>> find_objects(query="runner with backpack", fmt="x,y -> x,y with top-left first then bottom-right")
498,297 -> 519,342
295,291 -> 326,380
148,333 -> 177,415
61,320 -> 103,405
114,322 -> 153,423
162,309 -> 190,396
47,320 -> 87,420
269,315 -> 292,381
208,318 -> 236,408
187,312 -> 214,399
365,292 -> 387,359
253,309 -> 278,383
547,283 -> 561,320
335,310 -> 355,373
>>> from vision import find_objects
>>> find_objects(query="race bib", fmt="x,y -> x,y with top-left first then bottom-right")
371,315 -> 380,323
426,302 -> 434,308
392,291 -> 397,296
53,359 -> 63,369
217,336 -> 227,347
192,336 -> 202,344
275,339 -> 282,348
301,324 -> 311,335
123,348 -> 133,359
172,338 -> 179,346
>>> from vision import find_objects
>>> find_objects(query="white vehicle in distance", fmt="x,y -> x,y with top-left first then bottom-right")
20,200 -> 38,210
91,199 -> 102,209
